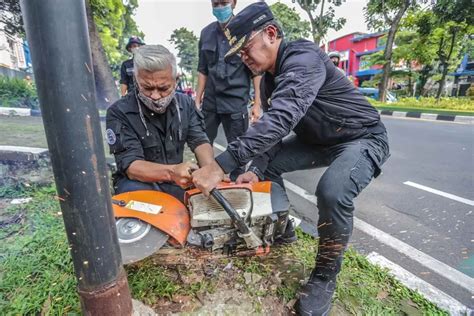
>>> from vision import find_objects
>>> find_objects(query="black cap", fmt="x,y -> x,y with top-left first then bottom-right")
223,2 -> 274,62
126,36 -> 145,51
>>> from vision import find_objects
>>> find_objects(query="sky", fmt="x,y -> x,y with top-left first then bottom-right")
135,0 -> 371,57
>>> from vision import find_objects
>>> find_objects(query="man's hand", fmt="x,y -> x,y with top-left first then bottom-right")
171,161 -> 199,188
250,100 -> 262,123
235,171 -> 259,184
195,97 -> 202,110
192,161 -> 225,196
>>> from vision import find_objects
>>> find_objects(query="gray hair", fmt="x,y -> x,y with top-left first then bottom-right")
133,44 -> 177,77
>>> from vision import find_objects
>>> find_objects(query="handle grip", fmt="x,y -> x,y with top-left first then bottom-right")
210,188 -> 251,235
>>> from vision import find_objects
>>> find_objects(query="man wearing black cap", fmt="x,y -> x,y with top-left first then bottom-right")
192,2 -> 390,315
196,0 -> 262,180
120,36 -> 145,97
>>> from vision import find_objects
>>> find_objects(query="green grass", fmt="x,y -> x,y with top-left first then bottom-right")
0,116 -> 48,148
0,186 -> 80,315
369,97 -> 474,116
271,230 -> 445,315
0,116 -> 111,156
0,187 -> 448,315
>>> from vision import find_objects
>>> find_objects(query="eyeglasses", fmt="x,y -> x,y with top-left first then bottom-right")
237,29 -> 264,57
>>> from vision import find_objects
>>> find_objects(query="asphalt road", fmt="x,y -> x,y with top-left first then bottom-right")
214,115 -> 474,309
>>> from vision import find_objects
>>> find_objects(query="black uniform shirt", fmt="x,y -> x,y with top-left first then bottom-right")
198,22 -> 252,114
106,92 -> 209,181
216,39 -> 385,174
120,58 -> 135,92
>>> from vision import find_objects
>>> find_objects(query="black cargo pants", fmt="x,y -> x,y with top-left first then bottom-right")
264,132 -> 390,278
203,109 -> 249,179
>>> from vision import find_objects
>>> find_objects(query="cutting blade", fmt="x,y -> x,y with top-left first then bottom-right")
116,217 -> 169,264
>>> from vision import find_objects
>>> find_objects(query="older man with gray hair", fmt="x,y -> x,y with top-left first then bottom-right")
106,45 -> 214,202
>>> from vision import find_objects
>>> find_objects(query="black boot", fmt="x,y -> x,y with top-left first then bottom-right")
294,273 -> 336,316
275,217 -> 297,244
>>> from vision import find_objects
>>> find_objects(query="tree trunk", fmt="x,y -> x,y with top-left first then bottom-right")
406,61 -> 412,96
85,0 -> 118,109
315,0 -> 326,46
298,1 -> 320,45
378,0 -> 410,102
309,15 -> 319,45
417,65 -> 431,97
436,64 -> 448,100
436,31 -> 457,101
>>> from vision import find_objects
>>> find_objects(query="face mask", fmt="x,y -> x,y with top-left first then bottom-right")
138,89 -> 175,114
213,4 -> 233,24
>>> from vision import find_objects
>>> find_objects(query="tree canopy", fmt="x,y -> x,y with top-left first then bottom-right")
296,0 -> 346,45
169,28 -> 199,87
0,0 -> 143,75
270,2 -> 311,41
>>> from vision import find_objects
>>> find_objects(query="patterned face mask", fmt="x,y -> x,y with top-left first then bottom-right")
137,89 -> 175,114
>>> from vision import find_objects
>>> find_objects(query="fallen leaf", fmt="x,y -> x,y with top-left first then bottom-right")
376,290 -> 389,300
172,295 -> 191,304
286,298 -> 297,308
400,299 -> 422,316
252,273 -> 262,284
244,272 -> 252,284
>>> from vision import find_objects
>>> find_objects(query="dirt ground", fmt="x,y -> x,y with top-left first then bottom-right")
128,247 -> 349,315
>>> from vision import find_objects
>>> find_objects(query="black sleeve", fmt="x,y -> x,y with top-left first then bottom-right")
119,62 -> 129,85
215,50 -> 326,174
249,141 -> 282,174
197,36 -> 208,75
106,105 -> 143,173
186,102 -> 210,151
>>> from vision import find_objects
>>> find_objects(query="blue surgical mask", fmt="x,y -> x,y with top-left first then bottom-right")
213,4 -> 233,24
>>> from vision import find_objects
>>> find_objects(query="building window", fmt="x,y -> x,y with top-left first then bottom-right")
377,36 -> 387,48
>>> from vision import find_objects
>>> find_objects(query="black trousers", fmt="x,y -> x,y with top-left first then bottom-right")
203,109 -> 249,179
264,132 -> 390,278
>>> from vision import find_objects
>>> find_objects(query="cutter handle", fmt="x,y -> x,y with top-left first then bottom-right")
210,188 -> 251,235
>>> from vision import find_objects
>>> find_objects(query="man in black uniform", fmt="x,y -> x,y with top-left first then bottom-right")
192,3 -> 390,315
107,45 -> 214,202
196,0 -> 262,167
119,36 -> 145,97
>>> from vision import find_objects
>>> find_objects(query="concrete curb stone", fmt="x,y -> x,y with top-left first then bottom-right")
377,110 -> 474,124
2,107 -> 472,124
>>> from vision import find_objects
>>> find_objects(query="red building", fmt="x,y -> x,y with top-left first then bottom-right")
321,32 -> 386,86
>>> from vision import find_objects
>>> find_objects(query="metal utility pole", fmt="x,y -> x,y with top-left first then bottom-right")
20,0 -> 132,314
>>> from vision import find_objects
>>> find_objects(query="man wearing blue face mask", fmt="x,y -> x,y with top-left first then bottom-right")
196,0 -> 262,180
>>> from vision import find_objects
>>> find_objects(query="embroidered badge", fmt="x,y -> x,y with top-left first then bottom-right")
106,128 -> 116,145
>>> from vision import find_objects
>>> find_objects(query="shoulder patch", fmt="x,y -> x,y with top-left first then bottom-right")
106,128 -> 116,145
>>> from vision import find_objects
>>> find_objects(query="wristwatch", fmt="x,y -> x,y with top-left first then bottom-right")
247,165 -> 264,181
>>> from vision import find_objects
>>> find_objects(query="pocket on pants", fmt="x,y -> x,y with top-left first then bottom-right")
229,111 -> 249,133
350,149 -> 377,194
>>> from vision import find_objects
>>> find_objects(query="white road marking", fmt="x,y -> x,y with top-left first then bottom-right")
404,181 -> 474,206
355,218 -> 474,293
213,144 -> 474,293
367,252 -> 472,316
213,143 -> 226,152
283,180 -> 317,204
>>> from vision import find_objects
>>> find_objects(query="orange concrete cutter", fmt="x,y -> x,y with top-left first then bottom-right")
112,182 -> 293,264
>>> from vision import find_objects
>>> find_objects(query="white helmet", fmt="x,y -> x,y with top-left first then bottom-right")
328,51 -> 341,59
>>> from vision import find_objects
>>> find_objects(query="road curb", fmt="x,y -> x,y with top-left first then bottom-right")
3,107 -> 473,124
378,110 -> 474,124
